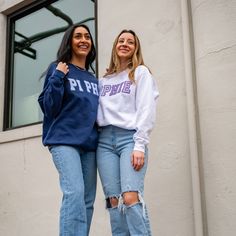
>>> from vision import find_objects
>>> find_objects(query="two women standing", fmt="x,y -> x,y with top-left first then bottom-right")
39,25 -> 158,236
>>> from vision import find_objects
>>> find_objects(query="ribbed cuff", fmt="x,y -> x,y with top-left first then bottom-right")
133,143 -> 145,153
53,69 -> 65,80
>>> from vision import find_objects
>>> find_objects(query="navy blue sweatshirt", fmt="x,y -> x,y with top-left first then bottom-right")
38,63 -> 99,151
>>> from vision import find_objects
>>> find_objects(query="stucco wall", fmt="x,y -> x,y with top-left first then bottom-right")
191,0 -> 236,235
0,135 -> 59,235
0,0 -> 236,236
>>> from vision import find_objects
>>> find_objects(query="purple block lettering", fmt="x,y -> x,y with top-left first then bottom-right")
101,85 -> 111,96
122,81 -> 131,94
110,84 -> 120,96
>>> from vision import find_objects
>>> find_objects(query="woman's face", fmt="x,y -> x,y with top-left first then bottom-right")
71,26 -> 92,58
116,32 -> 136,62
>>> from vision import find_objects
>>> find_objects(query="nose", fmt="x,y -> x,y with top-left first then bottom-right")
81,36 -> 86,41
80,35 -> 89,42
121,40 -> 128,47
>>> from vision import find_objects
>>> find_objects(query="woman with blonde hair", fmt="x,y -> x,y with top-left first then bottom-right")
97,29 -> 159,235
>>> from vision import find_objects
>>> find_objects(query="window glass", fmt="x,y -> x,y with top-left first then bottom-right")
6,0 -> 96,128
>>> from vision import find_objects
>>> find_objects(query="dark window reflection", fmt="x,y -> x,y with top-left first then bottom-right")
9,0 -> 95,128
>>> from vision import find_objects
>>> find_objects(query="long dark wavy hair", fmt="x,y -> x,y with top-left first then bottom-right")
56,24 -> 96,72
41,24 -> 96,78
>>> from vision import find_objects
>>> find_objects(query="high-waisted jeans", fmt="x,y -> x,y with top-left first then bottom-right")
96,125 -> 152,236
49,145 -> 97,236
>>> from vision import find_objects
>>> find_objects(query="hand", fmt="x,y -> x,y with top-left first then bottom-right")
131,150 -> 145,171
56,62 -> 69,75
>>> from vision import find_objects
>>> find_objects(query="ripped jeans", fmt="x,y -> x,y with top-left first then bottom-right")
96,126 -> 152,236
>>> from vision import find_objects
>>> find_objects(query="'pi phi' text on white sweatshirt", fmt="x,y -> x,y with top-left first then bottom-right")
97,65 -> 159,152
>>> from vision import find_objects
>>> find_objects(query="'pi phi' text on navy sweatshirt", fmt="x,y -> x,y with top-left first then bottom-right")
38,63 -> 99,151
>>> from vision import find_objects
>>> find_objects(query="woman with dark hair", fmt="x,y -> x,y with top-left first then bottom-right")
96,29 -> 159,235
38,24 -> 98,236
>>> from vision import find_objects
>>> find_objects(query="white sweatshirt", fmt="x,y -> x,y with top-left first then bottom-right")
97,65 -> 159,152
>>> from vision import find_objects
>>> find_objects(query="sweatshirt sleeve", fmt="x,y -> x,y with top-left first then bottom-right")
38,63 -> 66,118
133,66 -> 159,152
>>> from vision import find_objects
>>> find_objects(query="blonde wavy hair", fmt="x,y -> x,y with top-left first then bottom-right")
104,29 -> 146,82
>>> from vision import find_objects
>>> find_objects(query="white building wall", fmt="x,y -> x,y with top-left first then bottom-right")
190,0 -> 236,235
0,0 -> 235,236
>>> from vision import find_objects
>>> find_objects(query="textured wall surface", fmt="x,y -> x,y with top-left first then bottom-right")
0,0 -> 236,236
191,0 -> 236,235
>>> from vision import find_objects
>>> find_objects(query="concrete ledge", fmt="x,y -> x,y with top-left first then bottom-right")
0,123 -> 42,144
0,0 -> 35,15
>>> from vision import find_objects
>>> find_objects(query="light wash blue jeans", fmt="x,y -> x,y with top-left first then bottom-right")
49,145 -> 97,236
96,126 -> 152,236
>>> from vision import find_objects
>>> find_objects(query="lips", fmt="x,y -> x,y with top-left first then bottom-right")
118,47 -> 130,53
73,44 -> 90,56
78,44 -> 89,49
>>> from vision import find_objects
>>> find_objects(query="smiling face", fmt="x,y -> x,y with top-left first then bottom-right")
71,26 -> 92,59
116,32 -> 136,63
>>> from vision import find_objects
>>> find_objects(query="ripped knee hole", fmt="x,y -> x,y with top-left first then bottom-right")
106,197 -> 119,208
122,191 -> 139,206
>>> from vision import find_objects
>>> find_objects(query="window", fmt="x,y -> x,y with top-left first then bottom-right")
4,0 -> 96,129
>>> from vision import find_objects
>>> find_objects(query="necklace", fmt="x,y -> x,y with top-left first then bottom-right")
74,65 -> 86,71
70,63 -> 86,71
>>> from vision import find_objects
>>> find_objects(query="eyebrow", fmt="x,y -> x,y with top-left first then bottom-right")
119,37 -> 134,41
74,32 -> 90,36
119,36 -> 134,39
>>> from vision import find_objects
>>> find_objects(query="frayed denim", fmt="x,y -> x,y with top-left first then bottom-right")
97,126 -> 152,236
